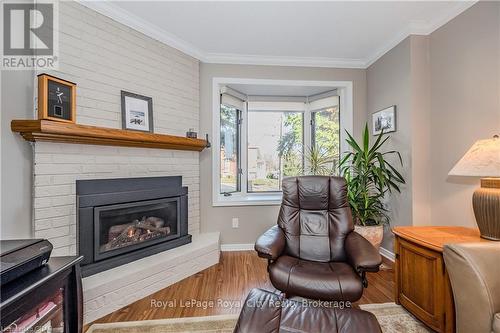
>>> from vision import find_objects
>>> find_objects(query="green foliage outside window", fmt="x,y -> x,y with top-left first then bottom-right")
277,106 -> 340,176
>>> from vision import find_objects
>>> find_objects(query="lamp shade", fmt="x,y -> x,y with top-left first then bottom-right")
448,136 -> 500,177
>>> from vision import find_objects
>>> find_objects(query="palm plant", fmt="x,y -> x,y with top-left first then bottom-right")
306,145 -> 337,176
340,124 -> 405,226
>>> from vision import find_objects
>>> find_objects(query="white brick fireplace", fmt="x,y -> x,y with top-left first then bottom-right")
31,142 -> 220,323
33,142 -> 201,256
31,0 -> 203,254
26,2 -> 220,323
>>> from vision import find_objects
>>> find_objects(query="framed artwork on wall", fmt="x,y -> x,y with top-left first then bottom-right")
38,74 -> 76,123
372,105 -> 396,135
121,91 -> 153,132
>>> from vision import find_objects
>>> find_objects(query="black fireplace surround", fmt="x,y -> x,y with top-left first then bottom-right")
77,176 -> 191,277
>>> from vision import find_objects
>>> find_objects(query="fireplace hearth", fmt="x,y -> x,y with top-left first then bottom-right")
77,176 -> 191,277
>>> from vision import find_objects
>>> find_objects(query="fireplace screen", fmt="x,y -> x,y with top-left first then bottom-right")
94,198 -> 180,260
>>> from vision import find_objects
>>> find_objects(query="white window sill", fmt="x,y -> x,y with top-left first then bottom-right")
213,193 -> 282,207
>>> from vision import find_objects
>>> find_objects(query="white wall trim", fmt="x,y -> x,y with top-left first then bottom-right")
422,1 -> 477,37
364,25 -> 416,68
220,243 -> 255,251
364,0 -> 477,68
379,247 -> 395,262
77,0 -> 478,69
221,244 -> 397,262
204,53 -> 366,69
365,1 -> 477,67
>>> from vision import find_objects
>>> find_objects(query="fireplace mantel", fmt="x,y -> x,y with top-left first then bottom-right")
11,120 -> 208,151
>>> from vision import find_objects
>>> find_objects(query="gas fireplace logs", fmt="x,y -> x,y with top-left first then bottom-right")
102,216 -> 171,252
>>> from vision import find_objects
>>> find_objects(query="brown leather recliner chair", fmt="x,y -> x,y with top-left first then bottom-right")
255,176 -> 382,302
234,288 -> 382,333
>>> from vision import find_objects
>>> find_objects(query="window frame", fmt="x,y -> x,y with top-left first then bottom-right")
212,78 -> 353,207
219,100 -> 242,194
310,104 -> 341,176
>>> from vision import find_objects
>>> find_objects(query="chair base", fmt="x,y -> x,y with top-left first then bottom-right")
268,255 -> 364,302
234,288 -> 382,333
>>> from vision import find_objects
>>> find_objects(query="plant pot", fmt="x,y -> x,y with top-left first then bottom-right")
354,225 -> 384,250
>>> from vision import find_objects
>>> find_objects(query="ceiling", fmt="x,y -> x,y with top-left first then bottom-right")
80,1 -> 476,68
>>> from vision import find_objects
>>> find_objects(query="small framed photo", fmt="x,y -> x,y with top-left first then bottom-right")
372,106 -> 396,135
121,91 -> 153,132
38,74 -> 76,123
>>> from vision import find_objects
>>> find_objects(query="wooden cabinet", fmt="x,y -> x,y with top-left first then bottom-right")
393,226 -> 484,333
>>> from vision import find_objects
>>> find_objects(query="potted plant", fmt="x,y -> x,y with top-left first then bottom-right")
339,124 -> 405,249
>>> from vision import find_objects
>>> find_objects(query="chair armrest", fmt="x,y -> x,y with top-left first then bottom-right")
255,225 -> 286,260
444,243 -> 500,333
494,313 -> 500,333
345,231 -> 382,273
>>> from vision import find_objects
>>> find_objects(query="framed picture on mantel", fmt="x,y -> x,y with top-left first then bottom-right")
121,91 -> 153,132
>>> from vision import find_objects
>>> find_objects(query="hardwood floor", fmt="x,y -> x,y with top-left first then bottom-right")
89,251 -> 394,327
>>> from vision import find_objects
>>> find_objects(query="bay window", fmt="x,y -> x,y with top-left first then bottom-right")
213,79 -> 352,206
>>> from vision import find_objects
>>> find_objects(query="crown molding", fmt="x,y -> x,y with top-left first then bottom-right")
365,1 -> 477,67
364,25 -> 416,68
76,0 -> 206,61
422,0 -> 477,36
204,53 -> 366,69
77,0 -> 478,69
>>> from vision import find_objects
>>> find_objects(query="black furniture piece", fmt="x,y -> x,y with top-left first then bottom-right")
0,256 -> 83,333
234,288 -> 382,333
1,239 -> 53,284
255,176 -> 382,302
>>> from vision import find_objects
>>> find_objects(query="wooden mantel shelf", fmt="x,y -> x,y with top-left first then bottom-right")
11,120 -> 208,152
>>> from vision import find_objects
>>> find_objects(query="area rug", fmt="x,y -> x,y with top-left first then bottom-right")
360,303 -> 431,333
86,314 -> 238,333
87,303 -> 429,333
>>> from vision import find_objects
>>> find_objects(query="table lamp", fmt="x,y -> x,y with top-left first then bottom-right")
448,135 -> 500,240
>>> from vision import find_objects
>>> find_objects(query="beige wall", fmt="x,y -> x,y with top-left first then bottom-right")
1,70 -> 34,239
367,1 -> 499,253
0,0 -> 34,237
366,37 -> 413,251
409,36 -> 432,227
429,1 -> 500,227
199,63 -> 367,244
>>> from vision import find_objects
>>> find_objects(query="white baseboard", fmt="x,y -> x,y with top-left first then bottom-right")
221,243 -> 396,262
379,247 -> 395,262
220,243 -> 254,251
